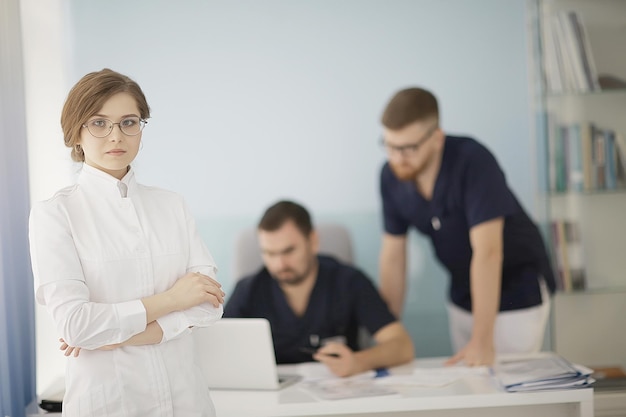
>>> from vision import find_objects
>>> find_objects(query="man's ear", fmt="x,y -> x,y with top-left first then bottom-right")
309,229 -> 320,254
434,128 -> 445,149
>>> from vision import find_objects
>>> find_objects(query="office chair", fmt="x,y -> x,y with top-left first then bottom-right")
231,223 -> 355,281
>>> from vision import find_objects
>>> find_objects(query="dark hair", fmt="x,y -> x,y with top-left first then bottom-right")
258,200 -> 313,237
61,68 -> 151,162
381,87 -> 439,130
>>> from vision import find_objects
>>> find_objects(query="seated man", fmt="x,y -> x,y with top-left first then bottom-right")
224,200 -> 415,377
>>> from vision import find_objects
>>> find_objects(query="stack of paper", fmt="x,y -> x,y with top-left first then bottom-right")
494,356 -> 595,392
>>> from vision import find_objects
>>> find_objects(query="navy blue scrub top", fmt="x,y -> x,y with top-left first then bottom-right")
224,255 -> 397,364
381,136 -> 556,312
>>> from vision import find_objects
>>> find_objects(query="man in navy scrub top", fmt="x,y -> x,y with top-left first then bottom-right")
378,87 -> 555,366
224,200 -> 414,377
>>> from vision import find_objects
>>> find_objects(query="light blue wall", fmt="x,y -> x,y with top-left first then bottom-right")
65,0 -> 535,357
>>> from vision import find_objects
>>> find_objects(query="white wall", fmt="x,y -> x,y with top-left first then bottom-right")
20,0 -> 75,395
21,0 -> 536,394
66,0 -> 535,216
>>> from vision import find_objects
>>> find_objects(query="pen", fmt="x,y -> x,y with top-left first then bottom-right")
299,347 -> 340,358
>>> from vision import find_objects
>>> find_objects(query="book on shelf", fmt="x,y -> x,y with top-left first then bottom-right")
615,133 -> 626,188
579,122 -> 594,192
550,220 -> 586,292
548,119 -> 626,193
566,124 -> 584,192
549,13 -> 577,92
541,14 -> 564,92
542,10 -> 599,93
603,130 -> 617,190
565,11 -> 600,91
557,11 -> 588,91
592,127 -> 607,190
549,122 -> 567,192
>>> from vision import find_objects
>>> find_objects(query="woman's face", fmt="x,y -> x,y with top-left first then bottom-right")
78,92 -> 143,180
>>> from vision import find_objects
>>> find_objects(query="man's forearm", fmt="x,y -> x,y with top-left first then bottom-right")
380,271 -> 406,318
356,337 -> 414,371
469,251 -> 502,340
356,323 -> 414,372
379,237 -> 408,318
355,321 -> 415,370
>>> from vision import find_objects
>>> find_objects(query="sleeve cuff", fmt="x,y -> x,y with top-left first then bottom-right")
157,311 -> 192,342
190,265 -> 218,279
116,299 -> 147,340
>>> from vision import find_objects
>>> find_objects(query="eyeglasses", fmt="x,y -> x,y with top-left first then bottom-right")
381,124 -> 438,157
82,116 -> 147,138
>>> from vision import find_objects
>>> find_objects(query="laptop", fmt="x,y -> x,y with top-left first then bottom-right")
193,318 -> 301,390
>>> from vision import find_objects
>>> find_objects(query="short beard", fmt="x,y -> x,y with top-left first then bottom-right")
389,162 -> 419,181
275,270 -> 308,286
272,257 -> 317,287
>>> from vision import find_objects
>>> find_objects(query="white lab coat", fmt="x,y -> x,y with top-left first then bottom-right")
29,165 -> 223,417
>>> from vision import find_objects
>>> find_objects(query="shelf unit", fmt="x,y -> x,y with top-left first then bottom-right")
529,0 -> 626,371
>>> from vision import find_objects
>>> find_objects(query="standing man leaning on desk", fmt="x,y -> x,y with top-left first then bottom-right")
224,200 -> 414,377
378,87 -> 556,367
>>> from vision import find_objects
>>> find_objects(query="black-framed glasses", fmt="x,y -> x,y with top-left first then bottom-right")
82,116 -> 148,138
380,124 -> 438,157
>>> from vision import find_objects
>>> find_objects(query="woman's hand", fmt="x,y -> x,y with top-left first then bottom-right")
143,271 -> 225,324
59,338 -> 81,357
167,272 -> 225,310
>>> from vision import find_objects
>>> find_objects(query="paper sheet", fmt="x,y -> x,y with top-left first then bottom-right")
376,366 -> 490,388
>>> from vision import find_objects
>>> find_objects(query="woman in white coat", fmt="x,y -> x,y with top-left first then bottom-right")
29,68 -> 225,416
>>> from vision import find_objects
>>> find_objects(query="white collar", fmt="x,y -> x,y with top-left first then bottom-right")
78,164 -> 136,199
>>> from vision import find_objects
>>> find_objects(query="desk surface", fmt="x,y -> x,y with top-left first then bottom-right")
26,355 -> 594,417
209,356 -> 593,417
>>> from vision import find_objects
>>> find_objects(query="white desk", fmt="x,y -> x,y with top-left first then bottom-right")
211,357 -> 593,417
26,356 -> 594,417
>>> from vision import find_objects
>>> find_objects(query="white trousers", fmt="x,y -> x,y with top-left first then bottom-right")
447,280 -> 551,354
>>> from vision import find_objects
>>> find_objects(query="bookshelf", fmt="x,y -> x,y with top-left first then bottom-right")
530,0 -> 626,372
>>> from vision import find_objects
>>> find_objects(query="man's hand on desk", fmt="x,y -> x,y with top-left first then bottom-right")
313,342 -> 363,377
445,337 -> 495,367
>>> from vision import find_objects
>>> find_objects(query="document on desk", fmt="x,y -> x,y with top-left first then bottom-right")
301,374 -> 397,400
375,365 -> 490,388
285,363 -> 395,400
297,364 -> 490,400
493,356 -> 595,392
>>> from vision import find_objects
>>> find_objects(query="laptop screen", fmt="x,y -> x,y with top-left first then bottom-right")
193,318 -> 299,390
